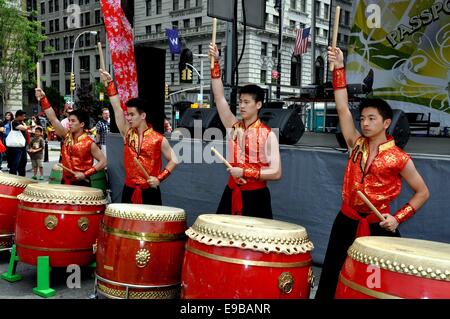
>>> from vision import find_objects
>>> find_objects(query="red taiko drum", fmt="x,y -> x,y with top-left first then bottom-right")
181,214 -> 315,299
15,184 -> 106,267
95,204 -> 187,299
335,237 -> 450,299
0,173 -> 36,251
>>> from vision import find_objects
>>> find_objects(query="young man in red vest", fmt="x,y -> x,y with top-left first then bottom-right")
99,69 -> 177,205
315,46 -> 430,299
209,44 -> 282,219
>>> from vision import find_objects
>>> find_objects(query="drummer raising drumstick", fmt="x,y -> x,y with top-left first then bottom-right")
35,88 -> 106,186
315,45 -> 430,300
209,43 -> 281,219
98,69 -> 177,205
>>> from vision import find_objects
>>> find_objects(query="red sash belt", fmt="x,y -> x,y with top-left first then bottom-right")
340,203 -> 383,238
125,181 -> 150,204
227,176 -> 266,215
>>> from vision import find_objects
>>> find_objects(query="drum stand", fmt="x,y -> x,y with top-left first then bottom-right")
1,244 -> 56,298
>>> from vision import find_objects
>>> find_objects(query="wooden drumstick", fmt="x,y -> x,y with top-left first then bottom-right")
133,157 -> 151,180
330,6 -> 341,71
58,163 -> 90,183
97,42 -> 107,85
211,146 -> 247,184
357,191 -> 386,221
36,62 -> 41,89
211,18 -> 217,69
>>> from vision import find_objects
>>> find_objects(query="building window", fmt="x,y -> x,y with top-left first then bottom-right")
273,15 -> 279,25
195,17 -> 202,27
54,38 -> 60,51
65,79 -> 71,95
64,58 -> 71,73
173,0 -> 178,11
290,0 -> 296,10
324,3 -> 329,18
40,2 -> 45,14
146,0 -> 151,16
300,22 -> 305,28
184,0 -> 190,9
49,20 -> 54,33
345,10 -> 350,26
171,73 -> 175,84
79,0 -> 83,5
261,42 -> 267,56
260,70 -> 267,84
54,0 -> 59,11
344,34 -> 349,43
315,1 -> 320,17
51,80 -> 59,90
84,12 -> 90,26
171,54 -> 175,61
85,0 -> 89,4
315,27 -> 320,37
95,55 -> 100,69
156,0 -> 161,14
41,21 -> 46,34
49,0 -> 53,13
49,39 -> 54,48
290,20 -> 296,29
42,61 -> 46,74
95,10 -> 101,24
69,35 -> 74,48
80,12 -> 84,26
301,0 -> 306,12
272,44 -> 278,58
63,0 -> 67,8
196,0 -> 201,6
172,21 -> 178,29
50,59 -> 59,74
183,19 -> 190,28
315,56 -> 324,85
85,33 -> 90,46
79,35 -> 84,47
54,19 -> 59,32
146,25 -> 151,34
155,24 -> 161,33
324,29 -> 328,39
79,56 -> 90,71
63,17 -> 68,30
95,32 -> 100,44
290,55 -> 301,86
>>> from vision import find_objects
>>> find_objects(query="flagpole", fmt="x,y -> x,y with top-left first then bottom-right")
310,0 -> 316,132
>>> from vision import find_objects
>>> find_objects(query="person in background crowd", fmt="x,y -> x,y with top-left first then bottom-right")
95,108 -> 111,158
27,126 -> 45,180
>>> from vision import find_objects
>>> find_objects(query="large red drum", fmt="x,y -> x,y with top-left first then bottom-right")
181,214 -> 315,299
15,184 -> 106,267
95,204 -> 187,299
336,237 -> 450,299
0,173 -> 36,251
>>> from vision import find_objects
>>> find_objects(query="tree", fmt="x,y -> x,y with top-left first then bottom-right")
43,86 -> 65,117
76,81 -> 111,125
0,1 -> 46,108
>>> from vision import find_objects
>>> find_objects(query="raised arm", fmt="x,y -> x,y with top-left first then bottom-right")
327,46 -> 360,148
99,69 -> 129,136
208,43 -> 238,128
35,88 -> 68,138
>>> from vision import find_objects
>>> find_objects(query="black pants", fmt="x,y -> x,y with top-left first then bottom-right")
8,146 -> 27,176
122,185 -> 162,205
315,211 -> 400,300
216,185 -> 273,219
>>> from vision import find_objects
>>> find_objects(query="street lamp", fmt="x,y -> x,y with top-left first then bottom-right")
70,30 -> 98,104
186,53 -> 208,108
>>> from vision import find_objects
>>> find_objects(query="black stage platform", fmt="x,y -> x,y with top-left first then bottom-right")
107,132 -> 450,265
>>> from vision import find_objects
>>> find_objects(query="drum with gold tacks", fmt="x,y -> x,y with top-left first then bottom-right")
181,214 -> 315,299
0,173 -> 37,251
15,184 -> 107,267
95,204 -> 187,299
335,237 -> 450,299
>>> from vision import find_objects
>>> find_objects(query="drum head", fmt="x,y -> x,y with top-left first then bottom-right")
105,203 -> 186,222
186,214 -> 314,255
18,183 -> 106,205
0,172 -> 37,188
349,237 -> 450,282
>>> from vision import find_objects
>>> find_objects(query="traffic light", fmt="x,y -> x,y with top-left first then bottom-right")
186,68 -> 192,81
70,72 -> 75,92
181,68 -> 193,82
165,82 -> 169,98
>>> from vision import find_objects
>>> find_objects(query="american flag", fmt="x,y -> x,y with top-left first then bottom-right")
294,27 -> 311,56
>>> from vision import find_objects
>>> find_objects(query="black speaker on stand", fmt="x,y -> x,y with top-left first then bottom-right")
335,109 -> 410,149
178,108 -> 225,136
259,108 -> 305,145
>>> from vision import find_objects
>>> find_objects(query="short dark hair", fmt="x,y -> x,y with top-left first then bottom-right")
359,98 -> 393,121
239,84 -> 265,103
125,98 -> 148,115
68,109 -> 90,129
15,110 -> 26,117
34,126 -> 43,133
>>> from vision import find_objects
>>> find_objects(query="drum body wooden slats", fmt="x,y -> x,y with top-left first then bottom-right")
15,184 -> 106,267
335,237 -> 450,299
0,173 -> 37,250
181,214 -> 315,299
95,204 -> 187,299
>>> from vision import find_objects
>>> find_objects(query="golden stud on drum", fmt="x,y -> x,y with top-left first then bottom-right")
181,214 -> 315,299
0,173 -> 37,251
15,184 -> 107,267
95,204 -> 187,299
335,237 -> 450,299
